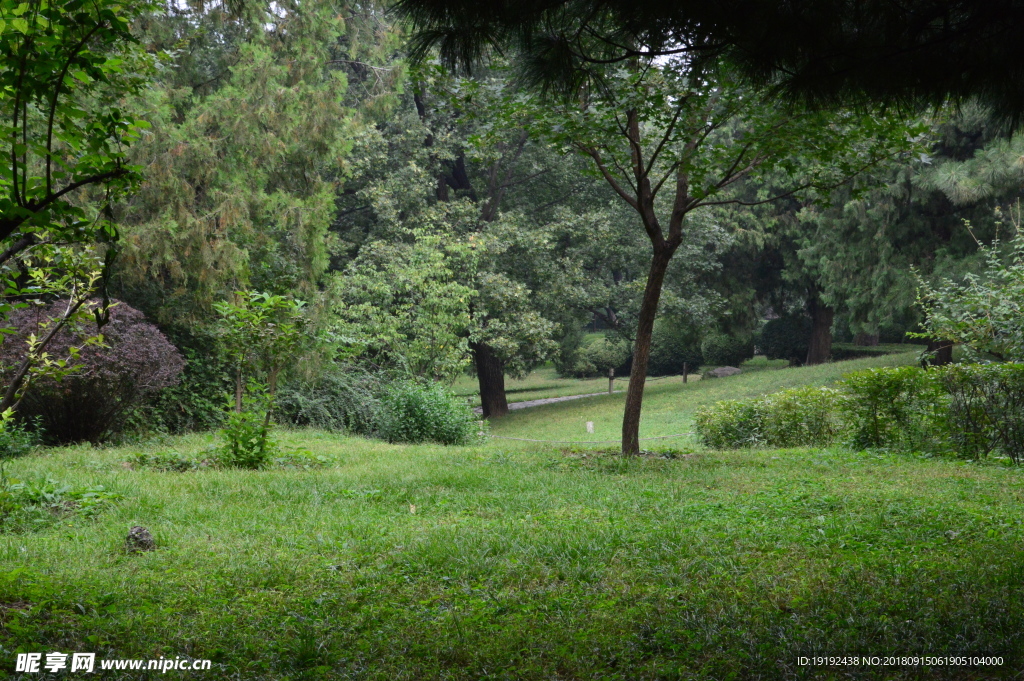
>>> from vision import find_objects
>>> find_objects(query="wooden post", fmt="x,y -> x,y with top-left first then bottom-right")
682,362 -> 688,384
608,367 -> 615,393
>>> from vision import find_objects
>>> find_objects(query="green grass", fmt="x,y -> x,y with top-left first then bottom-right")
2,350 -> 1023,679
487,350 -> 924,445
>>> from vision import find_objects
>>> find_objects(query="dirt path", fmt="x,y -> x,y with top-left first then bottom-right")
473,390 -> 621,415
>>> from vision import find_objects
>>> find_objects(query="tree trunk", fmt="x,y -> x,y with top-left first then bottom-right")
926,338 -> 953,365
621,247 -> 673,455
472,341 -> 508,418
805,297 -> 835,365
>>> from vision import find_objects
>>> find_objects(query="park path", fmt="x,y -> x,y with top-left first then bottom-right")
473,390 -> 621,415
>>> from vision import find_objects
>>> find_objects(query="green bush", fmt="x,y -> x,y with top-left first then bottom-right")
565,338 -> 631,378
758,386 -> 846,447
694,386 -> 844,449
940,362 -> 1024,462
840,366 -> 946,451
0,419 -> 39,460
694,399 -> 764,448
700,333 -> 754,367
277,369 -> 381,434
758,314 -> 811,364
375,381 -> 483,446
217,409 -> 278,469
648,317 -> 703,376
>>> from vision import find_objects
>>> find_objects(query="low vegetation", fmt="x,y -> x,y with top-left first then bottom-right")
2,351 -> 1021,679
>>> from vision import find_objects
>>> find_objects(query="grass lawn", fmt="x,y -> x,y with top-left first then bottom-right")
2,351 -> 1022,679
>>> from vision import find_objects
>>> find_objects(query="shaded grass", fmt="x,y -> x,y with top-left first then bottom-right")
1,351 -> 1022,679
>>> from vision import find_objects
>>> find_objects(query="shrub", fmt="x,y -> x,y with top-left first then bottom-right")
758,314 -> 812,364
757,386 -> 846,447
217,408 -> 278,469
648,317 -> 703,376
276,369 -> 381,434
0,300 -> 185,443
694,399 -> 764,449
694,386 -> 844,449
0,414 -> 38,460
131,333 -> 232,435
940,362 -> 1024,462
565,338 -> 631,378
700,333 -> 754,367
375,381 -> 482,445
840,366 -> 945,451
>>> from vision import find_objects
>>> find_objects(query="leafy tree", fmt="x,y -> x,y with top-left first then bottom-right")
214,291 -> 305,467
916,205 -> 1024,362
333,227 -> 477,382
0,0 -> 153,412
511,60 -> 913,453
396,0 -> 1024,119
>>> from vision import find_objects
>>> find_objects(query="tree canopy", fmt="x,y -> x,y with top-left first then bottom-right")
395,0 -> 1024,119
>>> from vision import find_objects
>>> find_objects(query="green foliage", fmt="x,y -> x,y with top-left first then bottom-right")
0,0 -> 151,248
693,399 -> 764,449
127,450 -> 208,472
217,400 -> 278,470
118,0 -> 379,323
758,314 -> 812,364
648,317 -> 703,376
0,409 -> 37,460
564,337 -> 630,378
375,381 -> 483,446
214,291 -> 305,463
333,230 -> 476,382
214,291 -> 306,392
940,362 -> 1024,463
916,210 -> 1024,361
700,333 -> 754,367
276,369 -> 381,435
0,476 -> 119,532
694,386 -> 845,449
840,366 -> 946,451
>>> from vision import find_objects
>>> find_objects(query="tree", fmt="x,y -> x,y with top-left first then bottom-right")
513,61 -> 912,453
916,204 -> 1024,362
214,290 -> 305,467
0,0 -> 153,413
396,0 -> 1024,120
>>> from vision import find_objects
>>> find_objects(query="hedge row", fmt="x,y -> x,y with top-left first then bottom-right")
694,363 -> 1024,462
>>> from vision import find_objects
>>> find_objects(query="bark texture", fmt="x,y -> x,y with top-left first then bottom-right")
805,296 -> 834,365
926,338 -> 954,365
621,248 -> 673,454
472,341 -> 509,418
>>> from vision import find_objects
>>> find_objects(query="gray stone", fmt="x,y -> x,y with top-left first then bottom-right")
126,526 -> 156,553
704,366 -> 742,378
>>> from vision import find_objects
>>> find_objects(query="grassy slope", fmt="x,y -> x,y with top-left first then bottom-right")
2,351 -> 1023,679
488,351 -> 923,444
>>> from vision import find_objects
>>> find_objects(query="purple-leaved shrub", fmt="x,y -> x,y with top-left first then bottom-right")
0,300 -> 185,443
